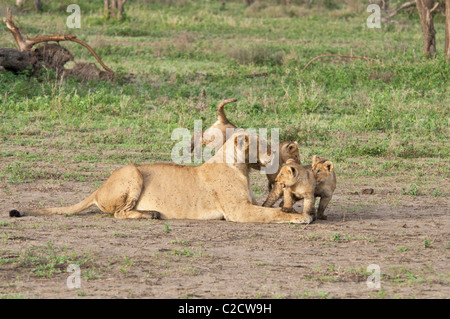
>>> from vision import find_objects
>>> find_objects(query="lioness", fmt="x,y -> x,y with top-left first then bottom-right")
9,131 -> 312,224
191,98 -> 301,190
263,155 -> 336,220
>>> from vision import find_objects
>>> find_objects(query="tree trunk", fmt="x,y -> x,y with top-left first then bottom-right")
15,0 -> 42,11
34,0 -> 42,12
415,0 -> 438,58
104,0 -> 110,18
446,0 -> 450,61
110,0 -> 118,19
117,0 -> 127,20
104,0 -> 126,20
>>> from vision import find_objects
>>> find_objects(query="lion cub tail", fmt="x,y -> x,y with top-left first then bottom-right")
217,98 -> 237,124
9,192 -> 97,218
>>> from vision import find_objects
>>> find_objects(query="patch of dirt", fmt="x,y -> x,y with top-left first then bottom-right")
0,152 -> 449,299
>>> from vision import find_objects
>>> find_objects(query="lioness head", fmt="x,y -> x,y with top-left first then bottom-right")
279,141 -> 300,165
275,159 -> 300,189
312,155 -> 334,183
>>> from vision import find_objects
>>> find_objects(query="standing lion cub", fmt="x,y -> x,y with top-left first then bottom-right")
263,155 -> 336,220
270,159 -> 316,217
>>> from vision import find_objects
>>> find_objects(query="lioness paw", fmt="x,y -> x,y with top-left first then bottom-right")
292,213 -> 313,224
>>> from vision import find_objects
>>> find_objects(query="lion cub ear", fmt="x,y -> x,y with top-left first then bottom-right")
289,165 -> 298,178
324,160 -> 334,172
287,141 -> 298,152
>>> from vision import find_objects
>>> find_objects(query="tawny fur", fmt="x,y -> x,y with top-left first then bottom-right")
9,131 -> 313,224
192,98 -> 301,190
263,155 -> 336,220
190,98 -> 237,151
265,159 -> 317,218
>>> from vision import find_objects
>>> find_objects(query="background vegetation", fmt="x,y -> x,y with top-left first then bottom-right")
0,0 -> 448,194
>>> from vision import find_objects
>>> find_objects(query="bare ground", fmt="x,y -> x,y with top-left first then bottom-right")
0,148 -> 449,299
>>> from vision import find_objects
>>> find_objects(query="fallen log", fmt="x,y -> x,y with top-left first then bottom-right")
0,48 -> 37,73
0,7 -> 113,80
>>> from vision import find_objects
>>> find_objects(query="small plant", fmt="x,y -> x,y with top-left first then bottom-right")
431,188 -> 442,197
171,240 -> 190,246
397,247 -> 409,252
173,249 -> 192,257
162,222 -> 172,233
332,233 -> 341,242
402,183 -> 420,196
82,267 -> 103,280
123,256 -> 134,267
12,242 -> 94,278
423,238 -> 432,248
371,289 -> 387,299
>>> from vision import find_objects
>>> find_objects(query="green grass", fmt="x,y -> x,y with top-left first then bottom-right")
3,241 -> 96,278
0,0 -> 448,185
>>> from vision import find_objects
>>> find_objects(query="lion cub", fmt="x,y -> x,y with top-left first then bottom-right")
263,155 -> 336,220
266,141 -> 301,190
308,155 -> 336,220
270,159 -> 316,216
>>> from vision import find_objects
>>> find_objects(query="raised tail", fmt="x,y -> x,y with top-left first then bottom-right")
217,98 -> 237,124
9,191 -> 97,218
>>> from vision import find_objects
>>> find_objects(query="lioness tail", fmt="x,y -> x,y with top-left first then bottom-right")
9,192 -> 97,217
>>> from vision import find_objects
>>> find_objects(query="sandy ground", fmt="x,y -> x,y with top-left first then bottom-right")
0,156 -> 449,299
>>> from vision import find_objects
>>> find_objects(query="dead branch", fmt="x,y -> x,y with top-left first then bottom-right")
301,54 -> 382,72
382,1 -> 416,22
3,7 -> 113,73
67,38 -> 113,73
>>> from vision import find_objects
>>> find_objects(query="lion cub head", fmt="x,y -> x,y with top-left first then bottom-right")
275,159 -> 301,189
279,141 -> 300,165
312,155 -> 334,183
